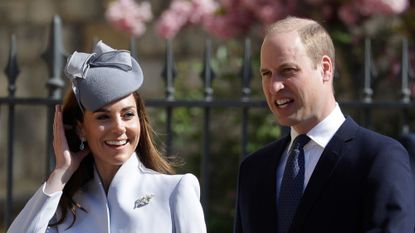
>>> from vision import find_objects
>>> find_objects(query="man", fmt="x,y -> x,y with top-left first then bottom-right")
234,16 -> 415,233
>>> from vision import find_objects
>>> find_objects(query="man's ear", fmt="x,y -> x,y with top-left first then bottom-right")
321,55 -> 333,83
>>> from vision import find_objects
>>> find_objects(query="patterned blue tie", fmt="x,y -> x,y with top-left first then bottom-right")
278,134 -> 310,233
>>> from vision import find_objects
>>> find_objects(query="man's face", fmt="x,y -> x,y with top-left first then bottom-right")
260,31 -> 333,133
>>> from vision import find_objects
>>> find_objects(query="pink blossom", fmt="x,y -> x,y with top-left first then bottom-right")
321,5 -> 334,19
203,8 -> 255,39
201,0 -> 288,38
217,0 -> 239,9
338,4 -> 359,25
155,0 -> 192,39
239,0 -> 257,9
359,0 -> 409,15
240,0 -> 296,17
338,0 -> 409,25
189,0 -> 219,24
106,0 -> 153,37
155,0 -> 218,39
200,0 -> 260,38
253,3 -> 287,25
304,0 -> 326,6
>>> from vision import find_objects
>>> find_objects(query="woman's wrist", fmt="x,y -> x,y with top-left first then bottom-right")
44,168 -> 73,194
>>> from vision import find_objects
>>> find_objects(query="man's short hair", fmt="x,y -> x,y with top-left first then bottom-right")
266,16 -> 335,69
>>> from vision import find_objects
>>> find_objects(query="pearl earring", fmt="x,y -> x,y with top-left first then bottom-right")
79,138 -> 85,151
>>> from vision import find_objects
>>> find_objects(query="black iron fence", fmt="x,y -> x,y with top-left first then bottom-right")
1,16 -> 415,232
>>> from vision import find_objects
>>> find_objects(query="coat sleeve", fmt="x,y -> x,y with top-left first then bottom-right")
171,173 -> 207,233
363,140 -> 415,233
7,183 -> 61,233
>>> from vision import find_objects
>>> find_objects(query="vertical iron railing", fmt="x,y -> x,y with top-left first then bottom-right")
240,38 -> 252,158
129,37 -> 138,60
41,15 -> 66,175
162,39 -> 176,157
400,38 -> 411,134
4,34 -> 19,228
200,38 -> 215,214
361,38 -> 375,128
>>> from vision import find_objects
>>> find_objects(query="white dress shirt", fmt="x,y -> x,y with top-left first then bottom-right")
276,104 -> 345,198
7,153 -> 207,233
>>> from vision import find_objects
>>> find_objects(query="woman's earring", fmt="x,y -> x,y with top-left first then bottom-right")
79,138 -> 85,151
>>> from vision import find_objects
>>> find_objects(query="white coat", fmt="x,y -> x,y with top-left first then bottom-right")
7,154 -> 207,233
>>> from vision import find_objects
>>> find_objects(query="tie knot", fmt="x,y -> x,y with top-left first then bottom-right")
292,134 -> 310,149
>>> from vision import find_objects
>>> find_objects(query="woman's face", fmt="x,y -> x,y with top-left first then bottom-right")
78,94 -> 140,173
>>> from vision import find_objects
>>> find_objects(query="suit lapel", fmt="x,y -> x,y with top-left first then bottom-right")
289,117 -> 359,232
255,135 -> 290,232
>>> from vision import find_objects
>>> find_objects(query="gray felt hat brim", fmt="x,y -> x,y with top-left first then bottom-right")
65,41 -> 144,112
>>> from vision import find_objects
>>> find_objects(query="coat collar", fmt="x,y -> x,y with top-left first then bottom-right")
92,153 -> 159,197
77,153 -> 160,233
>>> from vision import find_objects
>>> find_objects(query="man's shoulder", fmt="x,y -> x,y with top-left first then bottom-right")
340,117 -> 406,152
339,116 -> 398,142
355,123 -> 401,145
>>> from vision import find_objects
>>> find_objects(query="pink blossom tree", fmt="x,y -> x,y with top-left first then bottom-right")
105,0 -> 410,39
105,0 -> 153,37
155,0 -> 218,39
153,0 -> 410,39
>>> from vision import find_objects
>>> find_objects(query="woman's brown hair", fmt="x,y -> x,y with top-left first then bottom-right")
51,90 -> 174,227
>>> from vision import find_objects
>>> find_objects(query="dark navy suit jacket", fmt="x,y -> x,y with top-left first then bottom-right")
234,117 -> 415,233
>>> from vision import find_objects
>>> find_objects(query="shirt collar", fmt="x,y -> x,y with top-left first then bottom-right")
290,103 -> 345,148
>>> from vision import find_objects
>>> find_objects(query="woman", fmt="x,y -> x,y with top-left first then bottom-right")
7,41 -> 206,233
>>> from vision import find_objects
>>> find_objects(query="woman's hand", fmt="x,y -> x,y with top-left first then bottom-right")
53,105 -> 89,173
45,105 -> 89,194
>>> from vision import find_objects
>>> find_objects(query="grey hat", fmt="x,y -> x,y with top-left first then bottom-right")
65,40 -> 143,111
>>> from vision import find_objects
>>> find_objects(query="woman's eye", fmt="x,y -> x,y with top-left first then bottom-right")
123,112 -> 136,119
95,114 -> 109,120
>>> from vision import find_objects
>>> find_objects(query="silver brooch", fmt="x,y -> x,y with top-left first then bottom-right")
134,194 -> 154,209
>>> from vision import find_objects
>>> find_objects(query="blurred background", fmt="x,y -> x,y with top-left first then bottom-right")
1,0 -> 415,232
